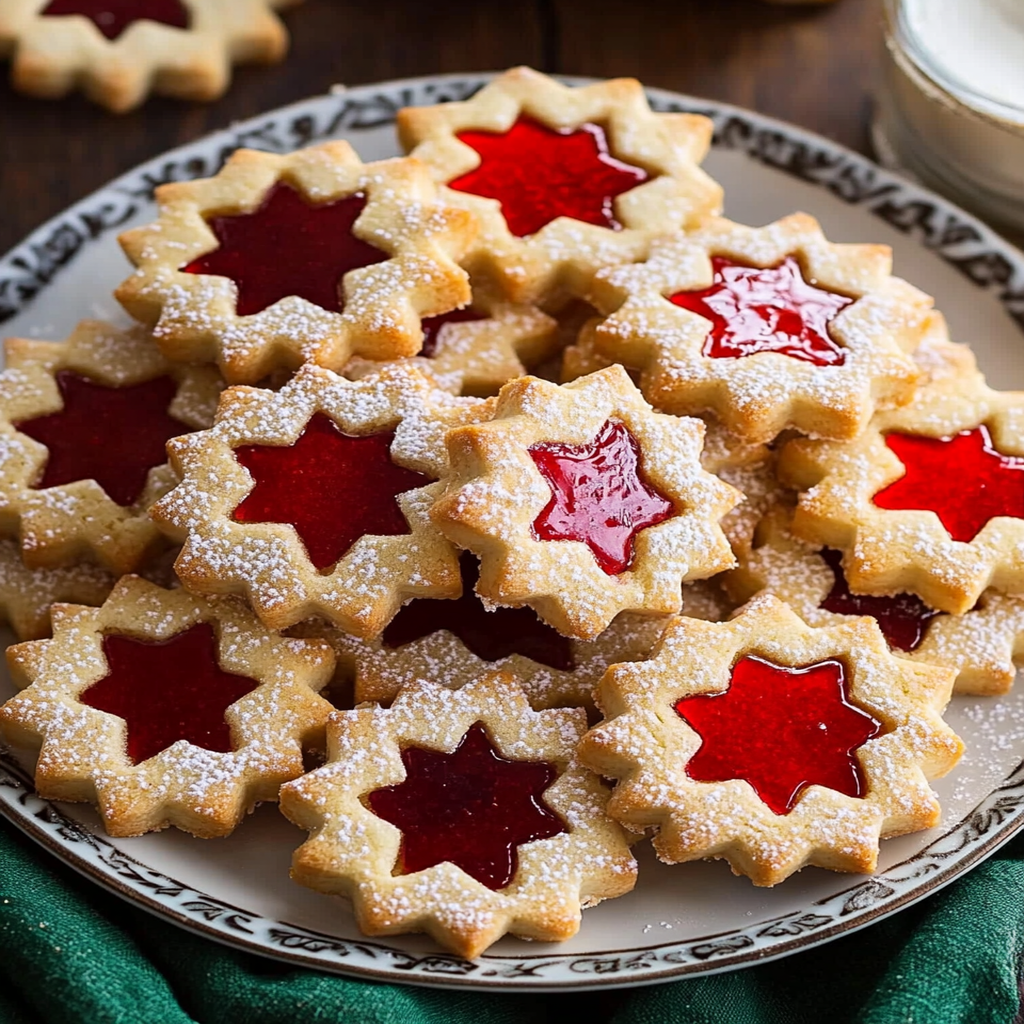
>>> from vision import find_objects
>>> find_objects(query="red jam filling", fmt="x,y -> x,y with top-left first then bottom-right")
419,308 -> 487,358
674,655 -> 881,816
449,117 -> 649,238
15,370 -> 189,508
41,0 -> 189,40
232,414 -> 432,571
382,552 -> 575,670
81,623 -> 258,765
367,722 -> 566,890
529,419 -> 675,576
669,257 -> 851,366
873,426 -> 1024,543
818,548 -> 940,652
182,184 -> 388,317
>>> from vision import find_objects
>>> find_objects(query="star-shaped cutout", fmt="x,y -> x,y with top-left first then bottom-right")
367,721 -> 566,890
818,548 -> 941,652
449,117 -> 649,238
183,184 -> 388,317
669,257 -> 851,366
15,370 -> 190,507
382,552 -> 575,670
40,0 -> 189,40
675,655 -> 881,815
80,623 -> 258,764
231,413 -> 433,571
529,418 -> 675,576
873,425 -> 1024,543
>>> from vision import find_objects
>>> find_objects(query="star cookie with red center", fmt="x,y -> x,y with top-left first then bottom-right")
727,507 -> 1024,695
578,595 -> 963,886
0,575 -> 334,837
0,0 -> 300,112
115,142 -> 476,384
151,362 -> 495,636
430,365 -> 741,639
398,66 -> 722,306
780,369 -> 1024,614
342,286 -> 560,397
296,552 -> 670,712
582,214 -> 932,443
0,320 -> 222,574
278,672 -> 636,959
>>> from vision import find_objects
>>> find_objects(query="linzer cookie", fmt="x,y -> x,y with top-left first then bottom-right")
0,320 -> 222,574
583,214 -> 932,443
0,576 -> 335,837
781,370 -> 1024,614
279,672 -> 636,958
430,365 -> 740,639
578,595 -> 963,886
398,66 -> 722,305
116,142 -> 476,384
301,552 -> 669,711
151,363 -> 495,636
0,0 -> 300,112
343,288 -> 560,397
728,507 -> 1024,695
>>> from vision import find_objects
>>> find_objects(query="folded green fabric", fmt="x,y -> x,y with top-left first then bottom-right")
0,816 -> 1021,1024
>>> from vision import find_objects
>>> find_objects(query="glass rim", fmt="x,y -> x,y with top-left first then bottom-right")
886,0 -> 1024,127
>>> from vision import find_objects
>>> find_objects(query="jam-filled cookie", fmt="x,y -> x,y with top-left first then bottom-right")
0,320 -> 222,574
728,507 -> 1024,695
343,287 -> 559,397
151,363 -> 495,636
398,66 -> 722,305
116,142 -> 476,384
578,595 -> 963,886
0,0 -> 300,112
0,575 -> 334,837
430,365 -> 740,639
582,214 -> 932,443
780,370 -> 1024,614
279,672 -> 636,959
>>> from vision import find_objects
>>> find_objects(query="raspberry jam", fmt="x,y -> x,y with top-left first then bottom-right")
529,419 -> 675,576
15,370 -> 189,507
669,257 -> 851,366
674,655 -> 881,815
873,426 -> 1024,543
419,308 -> 487,358
183,185 -> 388,317
449,118 -> 649,238
232,414 -> 432,571
40,0 -> 189,40
81,623 -> 258,765
382,552 -> 575,670
367,722 -> 566,889
819,548 -> 940,652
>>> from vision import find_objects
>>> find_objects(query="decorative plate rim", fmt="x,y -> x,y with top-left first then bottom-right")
1,72 -> 1023,992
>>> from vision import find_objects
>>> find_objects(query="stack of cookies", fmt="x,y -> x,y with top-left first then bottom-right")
2,67 -> 1020,959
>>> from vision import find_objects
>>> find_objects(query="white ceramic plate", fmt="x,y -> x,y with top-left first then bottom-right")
2,74 -> 1024,993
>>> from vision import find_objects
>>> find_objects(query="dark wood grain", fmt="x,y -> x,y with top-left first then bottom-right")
0,0 -> 882,257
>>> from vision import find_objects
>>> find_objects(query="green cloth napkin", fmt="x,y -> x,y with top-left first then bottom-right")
0,815 -> 1021,1024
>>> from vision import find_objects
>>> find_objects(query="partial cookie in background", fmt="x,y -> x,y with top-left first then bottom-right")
0,0 -> 302,113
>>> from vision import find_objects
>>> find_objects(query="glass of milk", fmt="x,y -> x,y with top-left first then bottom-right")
873,0 -> 1024,236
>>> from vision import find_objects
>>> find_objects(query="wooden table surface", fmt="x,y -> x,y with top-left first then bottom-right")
0,0 -> 883,257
